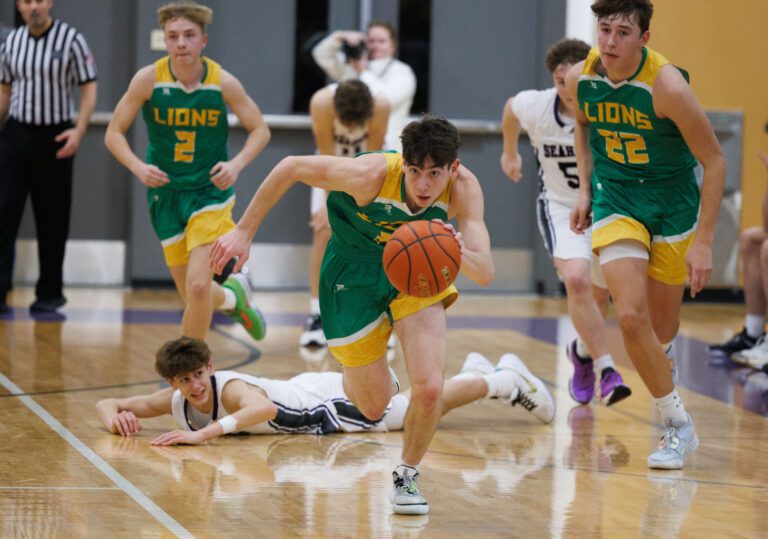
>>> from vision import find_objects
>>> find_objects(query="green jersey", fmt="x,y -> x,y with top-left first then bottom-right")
578,47 -> 697,182
142,56 -> 228,190
326,152 -> 452,256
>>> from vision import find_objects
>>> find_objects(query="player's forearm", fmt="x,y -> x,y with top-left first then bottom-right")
695,154 -> 727,245
0,84 -> 10,123
460,248 -> 495,286
237,157 -> 300,237
231,123 -> 271,172
104,129 -> 145,176
574,122 -> 593,198
312,32 -> 345,81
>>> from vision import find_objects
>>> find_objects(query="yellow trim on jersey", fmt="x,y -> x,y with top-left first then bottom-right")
377,152 -> 405,201
592,215 -> 692,285
154,56 -> 222,87
583,47 -> 669,89
162,200 -> 235,267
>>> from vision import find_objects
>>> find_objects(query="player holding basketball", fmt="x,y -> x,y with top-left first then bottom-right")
501,38 -> 632,407
211,115 -> 555,514
566,0 -> 725,469
96,337 -> 554,442
105,2 -> 269,342
302,80 -> 389,347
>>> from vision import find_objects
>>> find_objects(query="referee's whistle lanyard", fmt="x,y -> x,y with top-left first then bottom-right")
183,375 -> 219,431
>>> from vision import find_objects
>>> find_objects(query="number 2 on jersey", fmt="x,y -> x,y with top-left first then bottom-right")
174,130 -> 196,163
596,129 -> 649,165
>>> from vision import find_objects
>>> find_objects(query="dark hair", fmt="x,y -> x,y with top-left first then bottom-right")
367,19 -> 398,44
545,38 -> 591,73
591,0 -> 654,34
155,337 -> 211,379
334,80 -> 374,127
401,115 -> 461,169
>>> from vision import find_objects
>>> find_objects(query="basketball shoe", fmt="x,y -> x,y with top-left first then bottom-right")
708,328 -> 762,356
567,339 -> 595,404
300,314 -> 326,347
496,353 -> 556,423
599,368 -> 632,406
647,414 -> 699,470
222,273 -> 266,341
390,465 -> 428,515
389,366 -> 400,396
460,352 -> 495,377
731,335 -> 768,369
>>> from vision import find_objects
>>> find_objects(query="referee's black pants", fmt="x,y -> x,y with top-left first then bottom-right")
0,118 -> 74,303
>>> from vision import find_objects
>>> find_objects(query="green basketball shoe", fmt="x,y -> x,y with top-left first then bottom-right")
222,273 -> 266,341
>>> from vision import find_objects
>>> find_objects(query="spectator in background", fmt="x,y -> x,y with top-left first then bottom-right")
0,0 -> 97,313
301,80 -> 389,348
312,21 -> 416,152
710,152 -> 768,368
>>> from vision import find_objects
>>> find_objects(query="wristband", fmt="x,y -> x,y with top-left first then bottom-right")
218,415 -> 238,434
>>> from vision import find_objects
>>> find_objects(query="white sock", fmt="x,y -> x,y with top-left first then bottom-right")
396,462 -> 419,476
593,354 -> 615,375
310,297 -> 321,316
451,371 -> 481,382
654,388 -> 688,425
576,339 -> 591,358
745,314 -> 765,338
382,394 -> 409,431
220,288 -> 236,311
482,371 -> 517,399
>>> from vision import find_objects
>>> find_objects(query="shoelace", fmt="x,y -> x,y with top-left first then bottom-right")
657,426 -> 681,452
393,471 -> 419,495
512,391 -> 537,411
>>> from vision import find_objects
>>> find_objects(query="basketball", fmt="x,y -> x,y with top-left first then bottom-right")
382,220 -> 461,297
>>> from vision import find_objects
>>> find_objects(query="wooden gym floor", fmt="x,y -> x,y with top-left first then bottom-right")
0,287 -> 766,538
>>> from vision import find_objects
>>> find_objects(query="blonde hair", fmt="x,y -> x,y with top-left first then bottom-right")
157,2 -> 213,31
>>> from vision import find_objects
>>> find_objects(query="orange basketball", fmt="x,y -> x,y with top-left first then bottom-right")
382,220 -> 462,297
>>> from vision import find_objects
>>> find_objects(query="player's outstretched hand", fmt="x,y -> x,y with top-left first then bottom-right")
211,227 -> 252,274
112,411 -> 142,437
686,240 -> 712,298
151,429 -> 205,446
210,161 -> 241,190
432,218 -> 465,253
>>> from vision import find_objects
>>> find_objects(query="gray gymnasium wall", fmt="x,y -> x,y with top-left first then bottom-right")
3,0 -> 567,291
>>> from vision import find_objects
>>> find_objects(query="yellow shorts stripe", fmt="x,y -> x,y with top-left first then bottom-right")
593,213 -> 694,285
162,201 -> 235,267
328,285 -> 459,368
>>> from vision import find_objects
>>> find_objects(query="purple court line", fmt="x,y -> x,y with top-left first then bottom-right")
1,307 -> 765,415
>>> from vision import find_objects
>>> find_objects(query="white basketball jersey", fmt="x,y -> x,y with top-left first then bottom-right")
512,87 -> 578,206
333,118 -> 369,157
171,371 -> 388,435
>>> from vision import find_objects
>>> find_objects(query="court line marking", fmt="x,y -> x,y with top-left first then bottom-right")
0,373 -> 193,539
0,486 -> 120,490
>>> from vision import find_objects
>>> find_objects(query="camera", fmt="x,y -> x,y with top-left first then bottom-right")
341,40 -> 367,60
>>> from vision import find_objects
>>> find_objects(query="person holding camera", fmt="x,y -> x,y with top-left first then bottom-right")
311,21 -> 416,152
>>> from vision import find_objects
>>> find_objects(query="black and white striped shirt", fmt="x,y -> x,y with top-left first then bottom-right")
0,19 -> 97,126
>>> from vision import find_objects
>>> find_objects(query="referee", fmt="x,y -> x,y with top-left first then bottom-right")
0,0 -> 97,313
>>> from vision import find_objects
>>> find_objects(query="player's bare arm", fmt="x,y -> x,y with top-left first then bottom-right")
151,379 -> 278,446
211,153 -> 388,273
654,64 -> 726,297
96,387 -> 174,437
446,165 -> 494,286
104,66 -> 170,187
309,87 -> 336,155
565,60 -> 593,234
209,70 -> 271,190
367,96 -> 390,151
500,95 -> 523,181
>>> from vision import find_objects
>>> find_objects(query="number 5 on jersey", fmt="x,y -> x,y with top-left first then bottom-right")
174,130 -> 196,163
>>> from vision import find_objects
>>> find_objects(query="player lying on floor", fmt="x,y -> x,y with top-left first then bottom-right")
96,337 -> 555,444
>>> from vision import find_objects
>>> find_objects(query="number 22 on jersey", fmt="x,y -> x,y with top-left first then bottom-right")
596,129 -> 649,165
